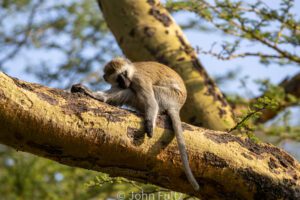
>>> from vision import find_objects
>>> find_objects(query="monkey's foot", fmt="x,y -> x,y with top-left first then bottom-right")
145,120 -> 153,137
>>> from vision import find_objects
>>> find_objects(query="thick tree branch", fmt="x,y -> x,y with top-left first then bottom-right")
0,72 -> 299,199
97,0 -> 235,131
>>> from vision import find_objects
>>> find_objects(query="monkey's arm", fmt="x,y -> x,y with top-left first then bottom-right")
71,84 -> 107,102
71,83 -> 134,106
134,79 -> 159,137
104,87 -> 135,106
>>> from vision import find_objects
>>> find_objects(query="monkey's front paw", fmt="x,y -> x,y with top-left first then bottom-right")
145,120 -> 153,138
71,84 -> 89,94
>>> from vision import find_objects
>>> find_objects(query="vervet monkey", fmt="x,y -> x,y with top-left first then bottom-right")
71,57 -> 200,191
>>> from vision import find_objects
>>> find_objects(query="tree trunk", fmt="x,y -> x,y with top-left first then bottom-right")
0,72 -> 299,199
97,0 -> 235,131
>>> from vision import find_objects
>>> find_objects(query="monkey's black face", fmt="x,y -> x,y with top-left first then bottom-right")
103,70 -> 131,89
103,74 -> 108,82
117,71 -> 131,89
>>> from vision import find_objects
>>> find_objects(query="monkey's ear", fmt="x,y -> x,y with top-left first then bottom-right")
117,73 -> 131,89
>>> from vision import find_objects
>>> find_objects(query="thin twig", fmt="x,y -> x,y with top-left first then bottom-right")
198,48 -> 284,61
228,107 -> 266,133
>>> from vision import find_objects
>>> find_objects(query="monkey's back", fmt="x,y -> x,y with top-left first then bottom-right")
133,62 -> 187,106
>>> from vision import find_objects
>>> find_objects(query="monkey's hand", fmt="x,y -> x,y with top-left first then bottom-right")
71,83 -> 106,102
145,120 -> 153,137
71,83 -> 90,94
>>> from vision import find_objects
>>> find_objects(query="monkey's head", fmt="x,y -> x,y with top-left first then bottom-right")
103,57 -> 135,89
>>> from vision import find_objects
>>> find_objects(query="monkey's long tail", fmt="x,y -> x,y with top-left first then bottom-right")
168,109 -> 200,191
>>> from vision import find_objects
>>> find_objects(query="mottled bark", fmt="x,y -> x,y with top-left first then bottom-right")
97,0 -> 235,131
0,72 -> 299,199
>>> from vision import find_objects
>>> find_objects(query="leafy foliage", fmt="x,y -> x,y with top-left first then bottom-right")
166,0 -> 300,66
229,96 -> 278,135
229,80 -> 299,141
86,175 -> 196,200
0,0 -> 119,88
0,147 -> 107,200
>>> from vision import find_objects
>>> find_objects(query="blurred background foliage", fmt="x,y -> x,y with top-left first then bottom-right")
0,0 -> 120,89
0,0 -> 299,199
